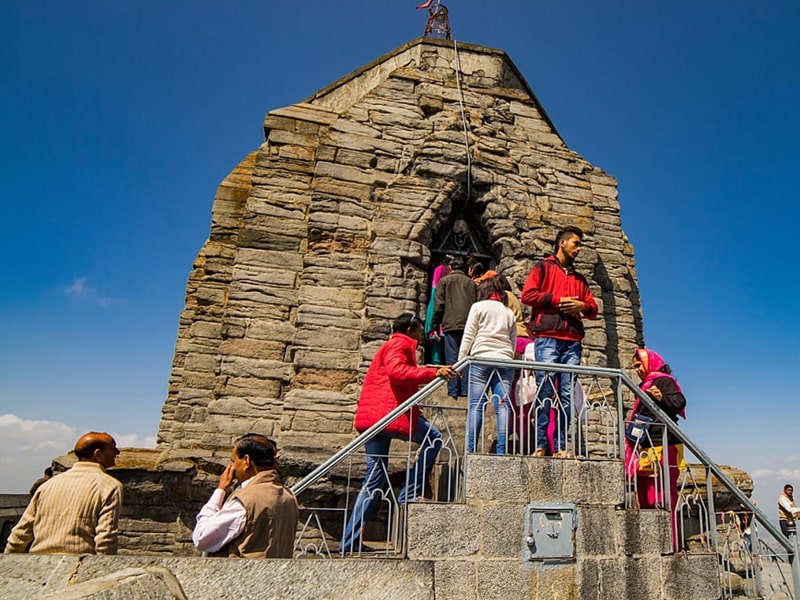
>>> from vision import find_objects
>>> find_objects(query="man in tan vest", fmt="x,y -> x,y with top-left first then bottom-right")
192,434 -> 299,558
5,432 -> 122,555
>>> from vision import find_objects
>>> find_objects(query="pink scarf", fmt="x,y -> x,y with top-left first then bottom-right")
631,348 -> 685,419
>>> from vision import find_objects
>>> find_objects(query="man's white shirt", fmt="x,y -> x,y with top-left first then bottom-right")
192,478 -> 252,553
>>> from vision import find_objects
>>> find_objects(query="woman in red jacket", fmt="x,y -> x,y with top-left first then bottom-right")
340,313 -> 456,554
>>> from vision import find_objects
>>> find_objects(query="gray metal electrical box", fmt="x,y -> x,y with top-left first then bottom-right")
524,502 -> 577,561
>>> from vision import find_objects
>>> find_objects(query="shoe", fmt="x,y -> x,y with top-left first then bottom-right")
533,448 -> 546,457
554,450 -> 574,459
358,545 -> 378,553
404,496 -> 428,504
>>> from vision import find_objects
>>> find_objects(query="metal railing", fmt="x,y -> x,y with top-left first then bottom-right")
288,356 -> 800,599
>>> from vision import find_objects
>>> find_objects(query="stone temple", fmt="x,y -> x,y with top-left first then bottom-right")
157,36 -> 644,462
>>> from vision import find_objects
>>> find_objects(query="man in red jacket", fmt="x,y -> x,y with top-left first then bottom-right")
339,313 -> 457,554
521,226 -> 598,458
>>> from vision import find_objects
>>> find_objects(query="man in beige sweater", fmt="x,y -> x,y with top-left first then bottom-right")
5,432 -> 122,555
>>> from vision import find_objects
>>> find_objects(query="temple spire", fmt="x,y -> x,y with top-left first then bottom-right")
417,1 -> 452,40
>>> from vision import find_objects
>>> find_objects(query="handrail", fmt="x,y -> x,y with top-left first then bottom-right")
291,357 -> 628,496
290,356 -> 800,597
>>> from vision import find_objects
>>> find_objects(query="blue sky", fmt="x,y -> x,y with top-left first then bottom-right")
1,1 -> 798,511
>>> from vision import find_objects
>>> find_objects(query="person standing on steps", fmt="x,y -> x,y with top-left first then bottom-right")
431,258 -> 476,399
339,313 -> 457,554
459,275 -> 517,455
521,226 -> 598,458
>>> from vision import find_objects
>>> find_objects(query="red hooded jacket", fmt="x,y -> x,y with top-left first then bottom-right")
521,255 -> 598,341
353,333 -> 439,437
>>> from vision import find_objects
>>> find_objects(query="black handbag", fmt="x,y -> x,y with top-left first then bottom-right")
625,414 -> 653,445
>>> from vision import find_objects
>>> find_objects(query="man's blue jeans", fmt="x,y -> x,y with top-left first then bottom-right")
534,337 -> 582,453
466,364 -> 514,455
339,416 -> 442,552
442,330 -> 467,397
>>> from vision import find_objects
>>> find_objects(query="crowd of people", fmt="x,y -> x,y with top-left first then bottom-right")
5,224 -> 706,559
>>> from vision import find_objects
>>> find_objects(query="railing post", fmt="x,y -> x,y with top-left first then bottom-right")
750,520 -> 763,597
705,467 -> 718,553
791,522 -> 800,600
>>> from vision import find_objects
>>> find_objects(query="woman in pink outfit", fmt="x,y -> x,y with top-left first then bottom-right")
424,255 -> 453,364
625,348 -> 687,547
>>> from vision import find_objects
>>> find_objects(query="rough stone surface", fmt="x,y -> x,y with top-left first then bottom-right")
0,554 -> 69,600
615,509 -> 673,556
407,504 -> 482,559
465,454 -> 530,502
37,567 -> 186,600
575,506 -> 618,556
431,560 -> 478,600
476,560 -> 532,600
0,555 -> 435,600
661,553 -> 720,600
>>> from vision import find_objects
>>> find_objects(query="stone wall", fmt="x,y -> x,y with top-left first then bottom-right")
0,554 -> 435,600
157,36 -> 644,460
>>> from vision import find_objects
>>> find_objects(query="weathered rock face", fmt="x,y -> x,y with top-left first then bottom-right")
157,37 -> 644,459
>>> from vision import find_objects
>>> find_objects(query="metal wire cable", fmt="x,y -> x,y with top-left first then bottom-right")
452,39 -> 472,205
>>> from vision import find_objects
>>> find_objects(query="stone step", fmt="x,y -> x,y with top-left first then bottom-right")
464,454 -> 624,506
0,554 -> 435,600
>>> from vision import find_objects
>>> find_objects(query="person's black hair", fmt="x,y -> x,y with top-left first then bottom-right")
449,257 -> 466,272
785,484 -> 794,491
234,433 -> 277,468
469,263 -> 485,279
497,273 -> 512,292
476,277 -> 507,304
554,226 -> 584,251
392,313 -> 422,334
44,467 -> 53,477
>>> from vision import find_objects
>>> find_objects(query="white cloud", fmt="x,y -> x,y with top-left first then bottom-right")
61,277 -> 110,307
111,432 -> 157,448
0,413 -> 155,494
751,468 -> 776,478
64,277 -> 89,298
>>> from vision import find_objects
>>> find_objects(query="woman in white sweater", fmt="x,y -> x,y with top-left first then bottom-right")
458,276 -> 517,454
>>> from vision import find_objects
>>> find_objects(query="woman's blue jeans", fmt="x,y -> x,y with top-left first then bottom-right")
466,364 -> 514,455
339,416 -> 442,552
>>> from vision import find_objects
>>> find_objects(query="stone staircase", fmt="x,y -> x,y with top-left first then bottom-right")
404,454 -> 720,600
